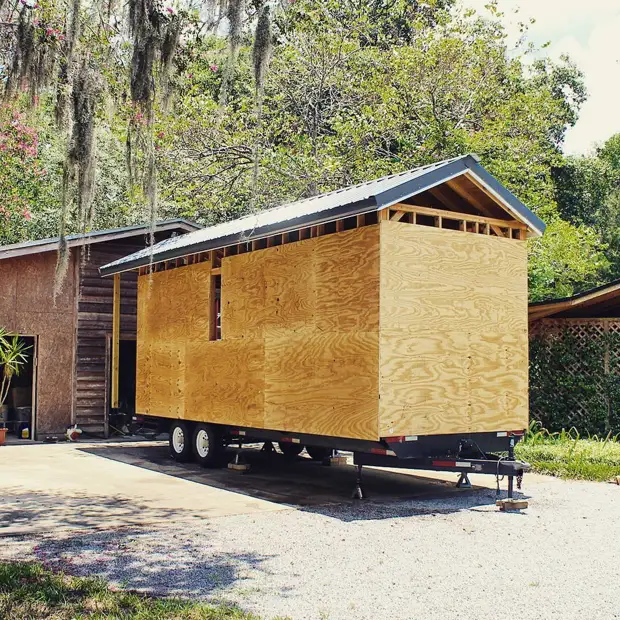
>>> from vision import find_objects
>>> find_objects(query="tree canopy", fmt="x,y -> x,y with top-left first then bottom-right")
0,0 -> 612,301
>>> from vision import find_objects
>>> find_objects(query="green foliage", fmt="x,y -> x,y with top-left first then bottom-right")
0,561 -> 258,619
529,331 -> 620,436
515,422 -> 620,481
552,132 -> 620,285
0,0 -> 612,303
0,106 -> 55,244
0,328 -> 30,408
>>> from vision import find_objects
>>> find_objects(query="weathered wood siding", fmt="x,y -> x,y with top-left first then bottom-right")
0,252 -> 76,435
136,226 -> 381,440
378,220 -> 529,437
74,242 -> 140,434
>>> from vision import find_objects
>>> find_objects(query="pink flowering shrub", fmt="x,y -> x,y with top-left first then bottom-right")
0,105 -> 47,242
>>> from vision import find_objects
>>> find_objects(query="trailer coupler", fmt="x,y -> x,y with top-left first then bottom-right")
353,452 -> 530,506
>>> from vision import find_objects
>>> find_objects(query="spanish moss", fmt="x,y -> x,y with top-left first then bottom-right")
55,60 -> 101,294
4,9 -> 35,99
54,0 -> 81,127
218,0 -> 244,111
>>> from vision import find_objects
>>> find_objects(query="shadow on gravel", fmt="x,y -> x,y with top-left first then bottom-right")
78,443 -> 524,519
0,486 -> 274,599
31,528 -> 273,599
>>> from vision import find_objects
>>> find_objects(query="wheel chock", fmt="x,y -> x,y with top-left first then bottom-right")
496,498 -> 528,511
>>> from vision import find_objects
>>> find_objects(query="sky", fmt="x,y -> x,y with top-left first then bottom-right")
461,0 -> 620,155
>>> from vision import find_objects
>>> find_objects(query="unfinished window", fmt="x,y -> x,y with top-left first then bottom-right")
210,274 -> 222,341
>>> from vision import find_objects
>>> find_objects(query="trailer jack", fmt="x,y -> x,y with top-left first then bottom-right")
352,464 -> 366,500
456,472 -> 472,489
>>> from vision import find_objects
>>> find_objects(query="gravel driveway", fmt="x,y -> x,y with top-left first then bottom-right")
2,443 -> 620,620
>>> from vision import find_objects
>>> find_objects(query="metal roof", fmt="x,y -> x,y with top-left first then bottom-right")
0,219 -> 201,261
100,155 -> 546,276
529,278 -> 620,320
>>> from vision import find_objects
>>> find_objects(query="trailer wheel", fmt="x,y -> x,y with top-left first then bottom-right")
192,423 -> 222,467
169,421 -> 192,462
278,441 -> 304,458
306,446 -> 333,461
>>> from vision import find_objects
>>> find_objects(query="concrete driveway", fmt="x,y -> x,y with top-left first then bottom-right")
0,439 -> 497,536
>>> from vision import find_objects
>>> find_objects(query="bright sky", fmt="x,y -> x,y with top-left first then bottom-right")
461,0 -> 620,155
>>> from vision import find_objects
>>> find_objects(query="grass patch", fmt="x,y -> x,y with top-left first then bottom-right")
0,561 -> 259,620
515,423 -> 620,482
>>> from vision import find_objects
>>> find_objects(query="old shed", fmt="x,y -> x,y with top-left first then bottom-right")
0,220 -> 200,438
102,155 -> 544,443
529,281 -> 620,434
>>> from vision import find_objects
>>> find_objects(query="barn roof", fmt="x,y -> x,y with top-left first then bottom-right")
100,154 -> 545,276
529,279 -> 620,320
0,219 -> 201,261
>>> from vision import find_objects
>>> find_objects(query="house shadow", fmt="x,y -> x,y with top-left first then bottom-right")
77,442 -> 527,520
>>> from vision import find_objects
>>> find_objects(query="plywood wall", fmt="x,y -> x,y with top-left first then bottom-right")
378,220 -> 529,437
136,226 -> 381,440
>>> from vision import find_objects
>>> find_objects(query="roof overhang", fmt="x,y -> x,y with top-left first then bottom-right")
0,219 -> 201,262
529,280 -> 620,320
100,154 -> 545,277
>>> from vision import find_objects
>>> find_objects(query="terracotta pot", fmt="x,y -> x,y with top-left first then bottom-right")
0,428 -> 6,446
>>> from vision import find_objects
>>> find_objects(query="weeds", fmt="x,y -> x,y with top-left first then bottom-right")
516,421 -> 620,481
0,561 -> 258,619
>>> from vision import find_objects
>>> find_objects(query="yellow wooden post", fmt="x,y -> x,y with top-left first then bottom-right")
111,272 -> 121,409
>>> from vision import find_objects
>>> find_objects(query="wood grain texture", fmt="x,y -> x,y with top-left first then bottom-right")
136,226 -> 381,440
379,221 -> 528,436
264,329 -> 378,440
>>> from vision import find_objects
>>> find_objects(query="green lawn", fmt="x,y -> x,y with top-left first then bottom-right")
0,562 -> 260,620
515,425 -> 620,482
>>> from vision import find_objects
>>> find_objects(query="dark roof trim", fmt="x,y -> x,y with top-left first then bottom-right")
100,155 -> 545,277
462,157 -> 546,237
99,198 -> 376,276
0,219 -> 201,262
529,278 -> 620,320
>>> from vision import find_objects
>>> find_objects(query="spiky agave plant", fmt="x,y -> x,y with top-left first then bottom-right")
0,329 -> 30,413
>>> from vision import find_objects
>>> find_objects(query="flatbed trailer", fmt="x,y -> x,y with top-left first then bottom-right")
101,156 -> 543,507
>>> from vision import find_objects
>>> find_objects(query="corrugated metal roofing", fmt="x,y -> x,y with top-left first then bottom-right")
0,219 -> 201,261
100,155 -> 546,276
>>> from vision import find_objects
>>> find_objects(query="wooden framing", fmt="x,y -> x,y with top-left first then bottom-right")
137,199 -> 527,279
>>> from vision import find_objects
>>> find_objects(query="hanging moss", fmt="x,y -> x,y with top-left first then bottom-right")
160,14 -> 182,108
55,60 -> 101,295
252,4 -> 272,100
5,10 -> 35,99
218,0 -> 244,109
55,0 -> 81,127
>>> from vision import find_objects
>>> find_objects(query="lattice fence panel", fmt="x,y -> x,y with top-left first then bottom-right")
529,319 -> 620,434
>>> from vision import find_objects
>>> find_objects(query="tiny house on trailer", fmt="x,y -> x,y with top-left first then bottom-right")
101,155 -> 544,498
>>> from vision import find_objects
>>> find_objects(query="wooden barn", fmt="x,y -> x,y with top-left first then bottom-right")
0,219 -> 200,439
100,155 -> 545,460
529,280 -> 620,434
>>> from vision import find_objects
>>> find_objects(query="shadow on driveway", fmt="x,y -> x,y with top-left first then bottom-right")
78,442 -> 507,517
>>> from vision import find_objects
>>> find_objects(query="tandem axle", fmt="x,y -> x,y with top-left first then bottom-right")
150,416 -> 530,509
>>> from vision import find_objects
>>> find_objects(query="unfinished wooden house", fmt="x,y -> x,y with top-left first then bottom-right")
0,219 -> 200,439
101,155 -> 545,471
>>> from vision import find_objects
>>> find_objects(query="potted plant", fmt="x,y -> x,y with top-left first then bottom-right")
0,328 -> 30,445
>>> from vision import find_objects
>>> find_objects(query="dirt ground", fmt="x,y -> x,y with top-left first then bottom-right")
1,440 -> 619,620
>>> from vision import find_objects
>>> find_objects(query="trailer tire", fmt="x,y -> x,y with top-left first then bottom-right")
278,441 -> 304,458
169,421 -> 192,462
306,446 -> 333,462
192,423 -> 223,467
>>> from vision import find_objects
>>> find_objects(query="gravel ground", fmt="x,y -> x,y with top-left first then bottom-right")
3,474 -> 620,620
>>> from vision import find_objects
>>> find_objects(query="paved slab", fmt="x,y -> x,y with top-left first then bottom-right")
0,439 -> 516,537
0,441 -> 287,535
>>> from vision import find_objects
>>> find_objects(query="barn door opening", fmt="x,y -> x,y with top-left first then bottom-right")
3,335 -> 37,440
107,337 -> 136,435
